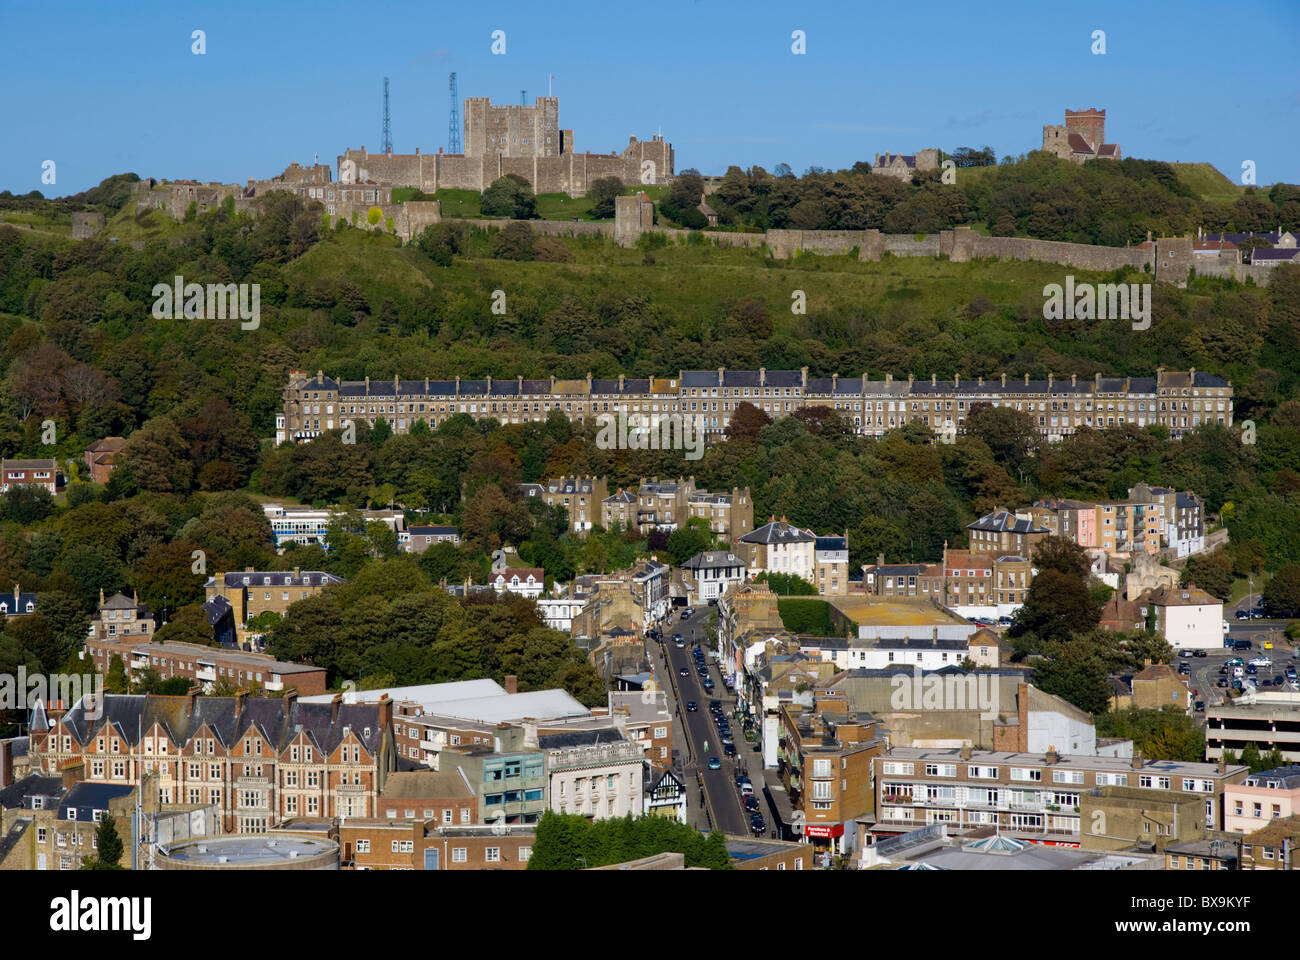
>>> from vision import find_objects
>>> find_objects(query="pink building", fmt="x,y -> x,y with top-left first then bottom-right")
1224,766 -> 1300,834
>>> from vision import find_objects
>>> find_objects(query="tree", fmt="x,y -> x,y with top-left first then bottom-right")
725,402 -> 772,440
481,174 -> 536,219
1031,536 -> 1092,578
81,815 -> 124,869
1261,565 -> 1300,617
1,485 -> 54,524
964,402 -> 1037,480
1180,549 -> 1233,601
154,604 -> 216,646
588,177 -> 624,220
1009,569 -> 1103,650
491,221 -> 535,261
105,654 -> 129,694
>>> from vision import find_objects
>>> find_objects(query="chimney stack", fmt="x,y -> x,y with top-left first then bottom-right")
283,688 -> 298,720
331,692 -> 343,726
1045,746 -> 1059,764
1131,749 -> 1144,770
377,693 -> 393,732
505,675 -> 518,695
959,745 -> 972,760
187,684 -> 202,714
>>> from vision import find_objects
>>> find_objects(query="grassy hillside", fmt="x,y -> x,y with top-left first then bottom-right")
1170,162 -> 1245,203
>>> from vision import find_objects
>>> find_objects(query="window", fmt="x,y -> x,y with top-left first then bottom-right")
1010,768 -> 1042,782
485,847 -> 501,863
452,847 -> 467,863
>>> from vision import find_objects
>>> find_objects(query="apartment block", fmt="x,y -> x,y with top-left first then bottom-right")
339,819 -> 535,870
872,747 -> 1247,845
777,692 -> 889,853
84,638 -> 328,696
205,567 -> 345,623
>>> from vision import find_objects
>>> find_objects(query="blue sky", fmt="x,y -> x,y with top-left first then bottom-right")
3,0 -> 1297,196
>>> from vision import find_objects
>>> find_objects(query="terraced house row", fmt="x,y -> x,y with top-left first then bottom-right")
279,367 -> 1232,444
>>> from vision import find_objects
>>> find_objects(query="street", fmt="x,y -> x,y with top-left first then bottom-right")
646,604 -> 770,838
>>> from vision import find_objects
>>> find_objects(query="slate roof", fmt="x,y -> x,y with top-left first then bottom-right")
739,520 -> 815,544
0,774 -> 65,811
537,728 -> 627,749
1245,766 -> 1300,790
409,525 -> 458,536
58,782 -> 135,822
54,693 -> 387,758
682,551 -> 745,570
966,510 -> 1050,535
213,570 -> 343,589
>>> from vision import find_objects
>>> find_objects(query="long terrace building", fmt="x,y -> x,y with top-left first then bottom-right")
279,367 -> 1232,445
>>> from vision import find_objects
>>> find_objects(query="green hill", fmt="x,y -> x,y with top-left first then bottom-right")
1170,162 -> 1245,203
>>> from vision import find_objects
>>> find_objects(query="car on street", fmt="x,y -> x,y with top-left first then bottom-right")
680,610 -> 691,620
679,668 -> 689,677
686,701 -> 698,712
749,816 -> 766,835
1195,701 -> 1205,712
708,757 -> 721,770
702,678 -> 714,690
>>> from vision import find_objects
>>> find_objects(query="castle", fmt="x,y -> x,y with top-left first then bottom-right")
1042,108 -> 1121,163
336,96 -> 673,197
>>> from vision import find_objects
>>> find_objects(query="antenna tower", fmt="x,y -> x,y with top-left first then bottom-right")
382,77 -> 392,153
448,72 -> 462,154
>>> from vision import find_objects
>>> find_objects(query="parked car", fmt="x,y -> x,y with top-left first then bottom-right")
724,742 -> 736,756
1195,701 -> 1205,712
1263,640 -> 1274,650
702,678 -> 714,690
1179,649 -> 1193,658
1225,658 -> 1244,667
1236,609 -> 1252,620
1275,675 -> 1286,686
1193,650 -> 1207,658
1216,678 -> 1229,688
1233,639 -> 1253,651
743,795 -> 760,812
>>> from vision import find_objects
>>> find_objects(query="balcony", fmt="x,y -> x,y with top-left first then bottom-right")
195,664 -> 216,682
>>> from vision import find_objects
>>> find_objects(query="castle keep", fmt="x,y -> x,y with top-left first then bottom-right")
337,96 -> 673,197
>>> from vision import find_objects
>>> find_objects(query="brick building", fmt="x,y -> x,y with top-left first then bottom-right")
339,820 -> 535,870
27,691 -> 397,833
83,638 -> 328,696
83,437 -> 126,485
1,458 -> 56,496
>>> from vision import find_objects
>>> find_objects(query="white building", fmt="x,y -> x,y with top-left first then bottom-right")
643,767 -> 687,824
537,729 -> 646,821
736,519 -> 816,584
490,568 -> 545,599
537,594 -> 584,633
262,502 -> 404,551
681,550 -> 746,602
1148,583 -> 1224,650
